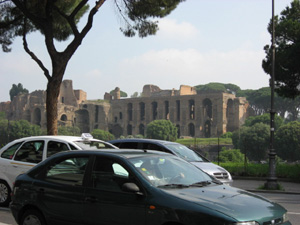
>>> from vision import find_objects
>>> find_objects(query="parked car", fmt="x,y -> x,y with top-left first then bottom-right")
0,133 -> 117,206
10,149 -> 290,225
109,138 -> 232,185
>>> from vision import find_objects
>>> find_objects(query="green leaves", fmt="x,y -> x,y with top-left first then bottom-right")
146,119 -> 177,141
275,121 -> 300,161
262,0 -> 300,98
117,0 -> 185,38
91,129 -> 115,141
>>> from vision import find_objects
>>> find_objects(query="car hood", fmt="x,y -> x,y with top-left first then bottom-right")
190,162 -> 228,174
161,185 -> 285,222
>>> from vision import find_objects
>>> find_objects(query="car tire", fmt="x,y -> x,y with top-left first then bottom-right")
0,180 -> 11,207
21,209 -> 46,225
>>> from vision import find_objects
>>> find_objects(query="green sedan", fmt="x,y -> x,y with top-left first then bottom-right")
10,149 -> 291,225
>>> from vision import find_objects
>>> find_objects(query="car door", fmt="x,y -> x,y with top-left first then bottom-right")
34,155 -> 89,225
83,156 -> 146,225
5,140 -> 45,187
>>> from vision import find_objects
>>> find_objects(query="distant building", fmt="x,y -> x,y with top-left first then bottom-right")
0,80 -> 250,138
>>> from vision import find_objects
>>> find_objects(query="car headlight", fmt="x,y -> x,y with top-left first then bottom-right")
283,213 -> 289,223
231,222 -> 259,225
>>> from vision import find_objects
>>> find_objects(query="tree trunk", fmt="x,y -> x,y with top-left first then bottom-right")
46,79 -> 60,135
46,60 -> 67,135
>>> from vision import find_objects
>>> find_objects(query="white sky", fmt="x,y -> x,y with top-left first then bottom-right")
0,0 -> 292,102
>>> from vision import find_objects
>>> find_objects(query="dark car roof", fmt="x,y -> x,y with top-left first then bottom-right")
109,139 -> 177,146
44,149 -> 170,160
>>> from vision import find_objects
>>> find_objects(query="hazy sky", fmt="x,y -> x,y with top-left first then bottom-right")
0,0 -> 292,102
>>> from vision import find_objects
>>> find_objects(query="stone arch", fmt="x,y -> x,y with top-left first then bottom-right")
32,108 -> 41,127
111,124 -> 123,138
127,103 -> 133,121
189,99 -> 195,120
176,125 -> 181,138
204,120 -> 211,138
188,123 -> 195,137
127,124 -> 133,135
139,102 -> 145,121
164,101 -> 169,119
75,109 -> 90,133
59,114 -> 68,126
226,99 -> 235,132
203,98 -> 212,119
152,101 -> 158,120
139,124 -> 145,136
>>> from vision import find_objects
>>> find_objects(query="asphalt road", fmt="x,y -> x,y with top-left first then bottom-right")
1,192 -> 299,225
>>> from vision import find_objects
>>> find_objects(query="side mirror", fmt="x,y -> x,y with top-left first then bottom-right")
122,182 -> 143,195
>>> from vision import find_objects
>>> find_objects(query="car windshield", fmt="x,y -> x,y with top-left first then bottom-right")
128,155 -> 213,188
165,144 -> 208,162
74,141 -> 115,150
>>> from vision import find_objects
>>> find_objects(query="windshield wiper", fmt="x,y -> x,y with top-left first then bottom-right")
158,184 -> 190,188
211,179 -> 223,185
190,181 -> 212,187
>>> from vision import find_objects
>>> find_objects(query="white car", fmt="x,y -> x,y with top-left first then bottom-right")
0,133 -> 117,206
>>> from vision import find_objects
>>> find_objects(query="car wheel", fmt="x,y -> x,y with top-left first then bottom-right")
0,180 -> 11,207
21,209 -> 46,225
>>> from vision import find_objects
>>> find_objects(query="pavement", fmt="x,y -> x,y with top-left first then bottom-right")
232,177 -> 300,194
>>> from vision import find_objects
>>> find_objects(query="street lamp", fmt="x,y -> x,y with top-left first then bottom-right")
265,0 -> 279,190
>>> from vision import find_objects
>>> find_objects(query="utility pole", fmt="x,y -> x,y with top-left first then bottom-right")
265,0 -> 279,190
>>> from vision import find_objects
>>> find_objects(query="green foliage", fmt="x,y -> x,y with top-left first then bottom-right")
232,123 -> 269,161
58,126 -> 81,136
244,113 -> 283,130
0,112 -> 6,120
262,0 -> 300,98
177,138 -> 232,146
219,149 -> 246,163
9,83 -> 29,101
220,162 -> 300,182
0,119 -> 42,146
121,0 -> 185,37
220,132 -> 232,139
194,82 -> 241,94
91,129 -> 115,141
131,92 -> 140,98
146,120 -> 177,141
275,121 -> 300,161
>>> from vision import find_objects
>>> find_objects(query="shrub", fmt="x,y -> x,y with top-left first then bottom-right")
91,129 -> 115,141
219,148 -> 246,163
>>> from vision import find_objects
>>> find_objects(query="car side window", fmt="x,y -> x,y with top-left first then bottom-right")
145,143 -> 164,152
119,142 -> 139,149
14,141 -> 44,163
47,141 -> 69,158
1,142 -> 23,159
45,157 -> 89,186
91,157 -> 131,192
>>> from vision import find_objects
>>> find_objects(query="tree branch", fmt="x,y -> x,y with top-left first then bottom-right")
22,18 -> 50,80
64,0 -> 105,58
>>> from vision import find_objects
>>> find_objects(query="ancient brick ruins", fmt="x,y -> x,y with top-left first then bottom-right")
0,80 -> 250,138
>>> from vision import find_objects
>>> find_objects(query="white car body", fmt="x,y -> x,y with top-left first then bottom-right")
0,134 -> 117,206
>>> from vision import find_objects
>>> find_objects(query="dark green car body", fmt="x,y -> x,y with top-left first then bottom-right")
10,150 -> 291,225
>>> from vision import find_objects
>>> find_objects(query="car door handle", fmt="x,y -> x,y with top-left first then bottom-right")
84,196 -> 98,203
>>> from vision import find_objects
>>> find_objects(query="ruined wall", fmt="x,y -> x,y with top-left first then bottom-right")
109,86 -> 249,138
0,81 -> 249,138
